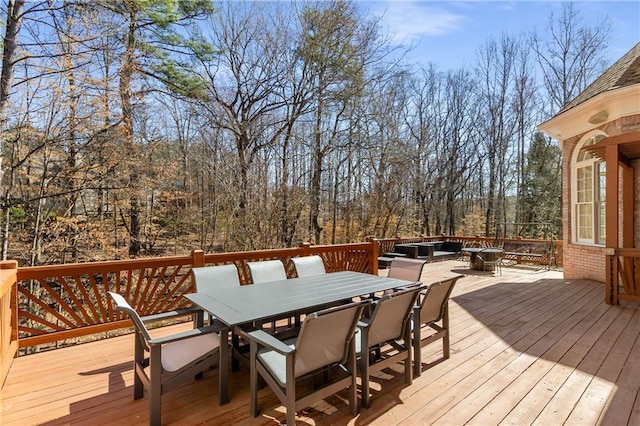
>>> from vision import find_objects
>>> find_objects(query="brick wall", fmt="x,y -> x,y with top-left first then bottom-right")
560,116 -> 640,282
562,243 -> 606,281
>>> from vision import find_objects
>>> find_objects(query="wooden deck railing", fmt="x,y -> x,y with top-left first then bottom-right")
12,241 -> 378,355
606,248 -> 640,305
371,235 -> 563,267
0,261 -> 18,386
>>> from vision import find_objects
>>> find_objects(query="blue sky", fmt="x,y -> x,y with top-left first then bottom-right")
360,1 -> 640,70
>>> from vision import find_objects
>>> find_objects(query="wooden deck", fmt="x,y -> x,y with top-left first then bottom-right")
2,260 -> 639,425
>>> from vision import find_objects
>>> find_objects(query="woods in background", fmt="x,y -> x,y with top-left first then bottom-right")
0,1 -> 610,265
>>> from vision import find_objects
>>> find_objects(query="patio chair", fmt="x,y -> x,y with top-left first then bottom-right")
291,255 -> 326,277
192,264 -> 243,370
247,260 -> 287,283
356,285 -> 423,408
192,264 -> 241,292
387,257 -> 426,282
412,275 -> 461,377
477,248 -> 505,275
191,264 -> 241,323
247,260 -> 290,330
248,300 -> 369,425
293,255 -> 354,311
108,292 -> 225,426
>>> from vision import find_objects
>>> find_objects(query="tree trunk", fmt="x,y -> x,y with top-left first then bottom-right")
119,11 -> 141,257
310,92 -> 324,244
0,0 -> 25,260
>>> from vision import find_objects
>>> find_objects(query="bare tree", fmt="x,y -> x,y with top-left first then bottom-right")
475,35 -> 521,236
199,2 -> 316,249
531,2 -> 611,113
96,0 -> 214,256
298,0 -> 387,243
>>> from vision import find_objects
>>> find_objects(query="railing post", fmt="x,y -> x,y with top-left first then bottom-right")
191,250 -> 205,268
371,238 -> 379,275
299,242 -> 311,256
1,260 -> 18,387
612,251 -> 618,306
603,248 -> 615,305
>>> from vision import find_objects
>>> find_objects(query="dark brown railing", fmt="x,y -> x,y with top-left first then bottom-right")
606,248 -> 640,305
372,235 -> 563,268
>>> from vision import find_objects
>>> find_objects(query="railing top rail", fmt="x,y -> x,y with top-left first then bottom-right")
17,255 -> 193,281
609,248 -> 640,255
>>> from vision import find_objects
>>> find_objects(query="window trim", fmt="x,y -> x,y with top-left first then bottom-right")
570,131 -> 607,245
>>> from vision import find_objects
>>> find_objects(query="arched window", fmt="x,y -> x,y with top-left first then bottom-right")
571,132 -> 607,245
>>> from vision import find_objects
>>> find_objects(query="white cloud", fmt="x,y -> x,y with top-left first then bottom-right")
367,1 -> 467,45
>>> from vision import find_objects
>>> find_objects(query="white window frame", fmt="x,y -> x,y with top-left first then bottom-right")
571,131 -> 607,245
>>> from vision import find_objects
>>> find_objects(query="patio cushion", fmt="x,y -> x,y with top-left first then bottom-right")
162,333 -> 220,373
256,337 -> 297,386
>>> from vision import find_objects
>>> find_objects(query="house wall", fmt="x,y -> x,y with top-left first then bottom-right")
561,115 -> 640,282
636,158 -> 640,246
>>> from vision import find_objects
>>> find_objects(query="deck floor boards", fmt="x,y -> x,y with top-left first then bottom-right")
2,260 -> 639,425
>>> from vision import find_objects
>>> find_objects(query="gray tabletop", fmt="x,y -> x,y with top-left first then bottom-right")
185,271 -> 415,327
462,247 -> 503,253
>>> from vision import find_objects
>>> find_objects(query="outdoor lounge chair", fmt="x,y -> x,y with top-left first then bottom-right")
107,292 -> 225,426
248,300 -> 369,425
356,285 -> 423,408
291,255 -> 326,277
412,275 -> 461,377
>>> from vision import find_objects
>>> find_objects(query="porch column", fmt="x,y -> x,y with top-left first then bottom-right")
605,145 -> 619,247
604,145 -> 619,304
622,164 -> 634,248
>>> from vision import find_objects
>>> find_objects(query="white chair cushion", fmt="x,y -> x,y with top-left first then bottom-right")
257,337 -> 298,387
161,333 -> 220,373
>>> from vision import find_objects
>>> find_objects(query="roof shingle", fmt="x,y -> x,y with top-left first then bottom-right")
559,42 -> 640,114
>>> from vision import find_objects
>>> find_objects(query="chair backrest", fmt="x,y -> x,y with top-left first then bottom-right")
247,260 -> 287,284
478,248 -> 504,262
416,276 -> 461,325
192,264 -> 241,294
388,258 -> 427,282
108,292 -> 152,349
367,286 -> 423,347
291,255 -> 326,277
293,300 -> 368,378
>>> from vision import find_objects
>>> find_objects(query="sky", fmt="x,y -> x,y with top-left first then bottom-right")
360,1 -> 640,70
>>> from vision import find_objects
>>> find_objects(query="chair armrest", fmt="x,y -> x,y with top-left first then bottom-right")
246,329 -> 295,355
357,319 -> 371,329
148,322 -> 228,346
141,306 -> 202,323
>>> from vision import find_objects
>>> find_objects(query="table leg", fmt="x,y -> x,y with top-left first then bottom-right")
219,328 -> 229,405
231,332 -> 240,372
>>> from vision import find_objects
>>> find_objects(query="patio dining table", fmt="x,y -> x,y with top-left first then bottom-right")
185,271 -> 417,405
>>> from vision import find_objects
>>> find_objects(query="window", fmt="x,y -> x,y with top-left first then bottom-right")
572,132 -> 606,244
